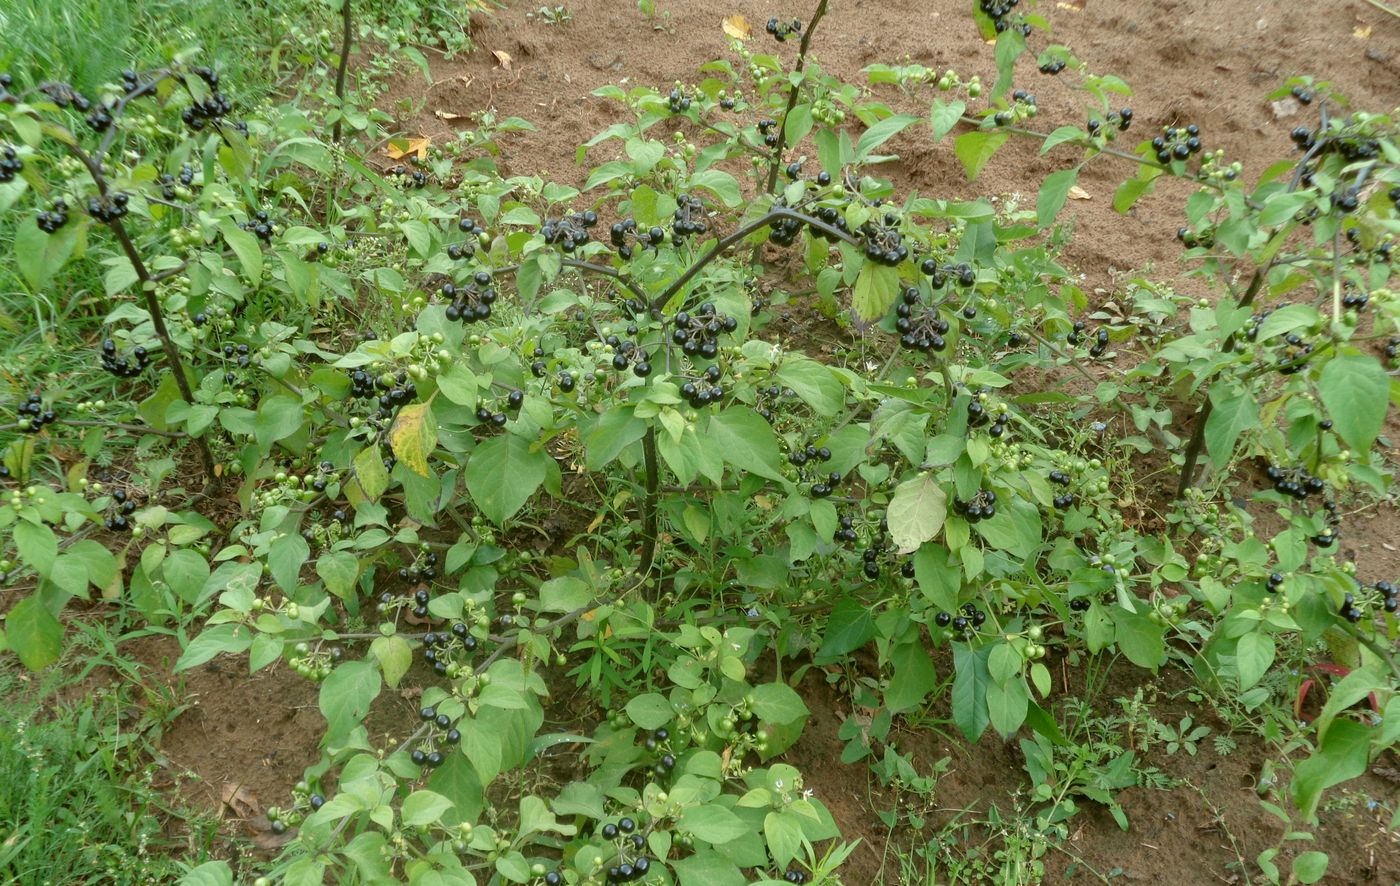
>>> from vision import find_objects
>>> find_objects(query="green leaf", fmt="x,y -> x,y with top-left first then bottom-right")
887,474 -> 947,554
1235,631 -> 1274,691
13,520 -> 57,576
465,433 -> 548,525
991,28 -> 1026,98
176,624 -> 253,671
371,635 -> 413,688
929,99 -> 966,142
353,444 -> 389,502
1036,167 -> 1078,226
1112,168 -> 1160,213
1292,719 -> 1370,820
317,551 -> 360,601
764,810 -> 805,870
952,644 -> 991,741
540,576 -> 591,613
1204,383 -> 1258,469
390,402 -> 438,478
885,642 -> 937,713
851,259 -> 898,323
749,682 -> 810,725
15,215 -> 82,290
672,850 -> 744,886
1317,354 -> 1389,453
688,169 -> 743,207
255,395 -> 304,448
954,130 -> 1009,180
584,406 -> 647,470
320,660 -> 382,744
854,114 -> 918,160
986,676 -> 1029,738
1292,851 -> 1329,884
914,544 -> 960,612
179,861 -> 234,886
402,790 -> 455,827
705,408 -> 785,482
435,362 -> 480,405
774,357 -> 844,415
679,804 -> 748,844
218,219 -> 263,283
268,533 -> 309,592
6,595 -> 62,670
625,693 -> 673,730
815,596 -> 877,663
1111,608 -> 1166,670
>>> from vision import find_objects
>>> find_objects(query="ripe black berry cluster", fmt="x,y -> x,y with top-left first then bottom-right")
1264,463 -> 1325,500
1038,57 -> 1067,75
442,271 -> 498,323
789,442 -> 841,497
680,364 -> 725,408
542,209 -> 598,252
596,815 -> 652,883
754,384 -> 796,423
101,338 -> 151,377
86,192 -> 130,223
670,302 -> 737,359
238,210 -> 276,242
992,90 -> 1037,127
767,209 -> 805,247
765,17 -> 803,41
895,287 -> 950,354
780,871 -> 810,884
181,68 -> 233,131
1361,580 -> 1399,615
640,727 -> 677,777
1152,124 -> 1203,165
952,489 -> 997,522
666,86 -> 692,113
671,193 -> 708,241
980,0 -> 1032,35
834,511 -> 859,544
14,394 -> 56,434
0,145 -> 22,183
158,163 -> 197,199
476,389 -> 523,426
368,373 -> 418,427
410,705 -> 461,769
38,81 -> 91,111
607,334 -> 653,378
610,217 -> 665,259
1384,337 -> 1399,364
757,117 -> 779,148
422,622 -> 479,677
85,102 -> 114,132
103,489 -> 138,532
859,518 -> 890,579
1087,327 -> 1112,358
36,199 -> 70,233
221,342 -> 253,369
1290,84 -> 1315,105
934,602 -> 988,634
1049,470 -> 1075,509
858,214 -> 908,266
386,164 -> 428,188
967,397 -> 1009,438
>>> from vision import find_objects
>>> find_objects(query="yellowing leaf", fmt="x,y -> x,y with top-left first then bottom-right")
390,402 -> 438,478
385,136 -> 431,161
722,14 -> 751,39
492,49 -> 513,70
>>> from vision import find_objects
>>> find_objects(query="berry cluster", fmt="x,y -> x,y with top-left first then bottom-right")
595,815 -> 652,883
967,397 -> 1010,438
934,602 -> 989,634
442,272 -> 498,323
1087,326 -> 1112,358
1290,84 -> 1315,105
102,488 -> 138,533
1152,123 -> 1203,165
765,17 -> 803,41
1360,580 -> 1399,615
670,302 -> 737,358
36,199 -> 70,233
671,193 -> 708,241
421,622 -> 479,677
1384,337 -> 1399,364
609,218 -> 666,259
1264,463 -> 1325,500
0,145 -> 21,183
542,209 -> 599,252
952,489 -> 998,522
754,384 -> 796,423
181,67 -> 234,131
1176,225 -> 1215,250
858,517 -> 891,579
14,394 -> 56,434
757,117 -> 780,148
1038,57 -> 1067,76
1085,108 -> 1133,137
1049,470 -> 1076,510
789,442 -> 841,497
101,338 -> 151,377
38,81 -> 91,111
410,705 -> 461,768
86,192 -> 130,223
238,209 -> 276,242
476,389 -> 524,426
858,214 -> 908,266
834,511 -> 860,544
767,207 -> 806,247
386,164 -> 428,188
666,86 -> 693,113
894,287 -> 949,354
992,90 -> 1037,127
607,335 -> 653,378
780,871 -> 810,884
679,364 -> 725,408
980,0 -> 1032,35
158,163 -> 197,200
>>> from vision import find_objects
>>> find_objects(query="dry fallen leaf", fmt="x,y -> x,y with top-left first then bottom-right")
722,14 -> 751,40
492,49 -> 513,71
1354,26 -> 1372,39
1068,186 -> 1092,201
385,136 -> 431,161
1056,0 -> 1085,9
434,109 -> 465,121
248,814 -> 297,851
221,782 -> 261,819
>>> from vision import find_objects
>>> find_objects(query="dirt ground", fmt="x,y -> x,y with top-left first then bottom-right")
86,1 -> 1400,883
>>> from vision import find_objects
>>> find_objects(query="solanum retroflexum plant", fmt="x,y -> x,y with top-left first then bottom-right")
3,1 -> 1399,884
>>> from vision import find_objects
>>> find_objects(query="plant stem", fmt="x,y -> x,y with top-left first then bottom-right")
1174,266 -> 1267,499
332,0 -> 353,143
762,0 -> 830,196
636,427 -> 660,597
2,419 -> 187,439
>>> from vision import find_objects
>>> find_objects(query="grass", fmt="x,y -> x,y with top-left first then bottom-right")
0,654 -> 217,885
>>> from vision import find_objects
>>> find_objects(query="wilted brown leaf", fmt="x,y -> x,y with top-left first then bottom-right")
385,136 -> 431,161
247,814 -> 296,850
221,782 -> 261,819
1068,186 -> 1092,201
434,109 -> 465,121
492,49 -> 513,71
722,14 -> 751,39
